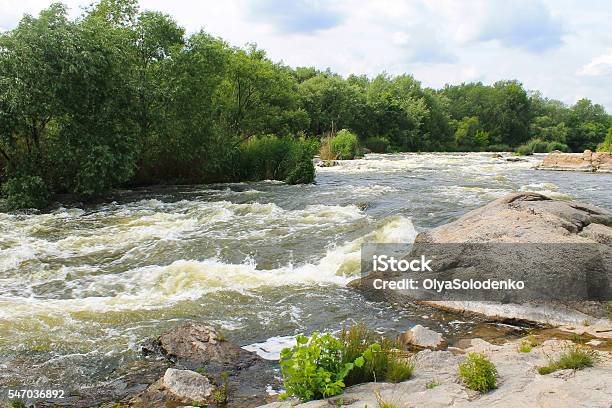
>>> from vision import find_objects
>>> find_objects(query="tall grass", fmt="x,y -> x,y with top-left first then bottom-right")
538,345 -> 599,375
319,129 -> 360,160
236,135 -> 317,184
340,322 -> 414,386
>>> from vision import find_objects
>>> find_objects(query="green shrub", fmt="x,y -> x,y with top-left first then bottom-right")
363,137 -> 389,153
279,332 -> 373,401
426,379 -> 441,389
515,138 -> 568,156
527,138 -> 549,153
457,353 -> 498,393
1,175 -> 50,210
515,144 -> 534,156
546,141 -> 570,152
280,324 -> 415,402
537,345 -> 599,375
237,135 -> 316,184
340,322 -> 412,386
596,128 -> 612,153
329,129 -> 360,160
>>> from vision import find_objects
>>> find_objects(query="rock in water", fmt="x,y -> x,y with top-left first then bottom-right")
398,324 -> 446,349
415,191 -> 611,244
132,323 -> 278,407
538,150 -> 612,172
414,192 -> 612,324
162,368 -> 212,402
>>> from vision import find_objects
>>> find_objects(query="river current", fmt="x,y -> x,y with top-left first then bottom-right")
0,152 -> 610,391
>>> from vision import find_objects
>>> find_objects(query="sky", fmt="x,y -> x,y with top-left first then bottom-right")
1,0 -> 612,111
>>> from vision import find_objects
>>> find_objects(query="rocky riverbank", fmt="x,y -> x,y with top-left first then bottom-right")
258,336 -> 612,408
128,323 -> 278,408
537,150 -> 612,172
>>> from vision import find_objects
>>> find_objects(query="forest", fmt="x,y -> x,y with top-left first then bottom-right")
1,0 -> 611,210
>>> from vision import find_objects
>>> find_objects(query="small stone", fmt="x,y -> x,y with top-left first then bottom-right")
163,368 -> 212,403
398,325 -> 446,349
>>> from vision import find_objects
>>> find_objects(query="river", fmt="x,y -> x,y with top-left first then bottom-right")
0,152 -> 610,395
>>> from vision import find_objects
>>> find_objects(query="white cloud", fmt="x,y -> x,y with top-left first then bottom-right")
578,49 -> 612,76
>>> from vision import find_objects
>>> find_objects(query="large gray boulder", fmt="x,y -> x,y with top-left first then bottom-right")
416,191 -> 611,244
353,192 -> 612,325
416,192 -> 612,324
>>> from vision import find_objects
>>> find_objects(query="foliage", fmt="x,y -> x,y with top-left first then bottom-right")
596,128 -> 612,153
339,322 -> 413,386
280,323 -> 416,402
537,345 -> 599,375
279,332 -> 371,401
236,135 -> 315,184
1,1 -> 611,209
329,129 -> 360,160
363,137 -> 389,153
374,390 -> 397,408
1,175 -> 50,210
515,144 -> 534,156
212,371 -> 230,404
454,116 -> 488,151
385,357 -> 416,383
547,141 -> 570,152
426,379 -> 441,389
515,138 -> 568,155
457,353 -> 498,393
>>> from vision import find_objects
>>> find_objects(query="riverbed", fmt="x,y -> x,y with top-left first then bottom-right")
0,152 -> 610,395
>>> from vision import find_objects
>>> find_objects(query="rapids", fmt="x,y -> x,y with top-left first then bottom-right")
0,152 -> 610,392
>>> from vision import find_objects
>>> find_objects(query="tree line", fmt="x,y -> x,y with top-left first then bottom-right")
1,0 -> 610,210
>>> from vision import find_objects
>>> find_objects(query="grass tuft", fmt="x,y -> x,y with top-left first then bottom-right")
375,390 -> 397,408
457,353 -> 498,393
385,357 -> 415,383
538,345 -> 599,375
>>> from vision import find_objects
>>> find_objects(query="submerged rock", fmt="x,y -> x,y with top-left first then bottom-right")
538,150 -> 612,172
398,324 -> 446,349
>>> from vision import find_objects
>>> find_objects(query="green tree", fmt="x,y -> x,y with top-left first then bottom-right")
455,117 -> 488,151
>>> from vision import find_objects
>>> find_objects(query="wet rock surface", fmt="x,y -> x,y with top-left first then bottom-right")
130,323 -> 278,408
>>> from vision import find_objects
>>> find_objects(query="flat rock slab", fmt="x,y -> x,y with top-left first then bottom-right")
538,150 -> 612,173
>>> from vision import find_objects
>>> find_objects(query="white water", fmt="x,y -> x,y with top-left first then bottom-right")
0,152 -> 610,390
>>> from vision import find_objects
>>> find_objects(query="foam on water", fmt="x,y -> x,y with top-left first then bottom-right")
0,199 -> 416,318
